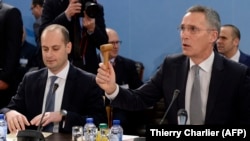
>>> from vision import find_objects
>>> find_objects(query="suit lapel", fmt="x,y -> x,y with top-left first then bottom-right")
175,56 -> 189,109
205,53 -> 225,122
61,64 -> 75,110
37,69 -> 48,113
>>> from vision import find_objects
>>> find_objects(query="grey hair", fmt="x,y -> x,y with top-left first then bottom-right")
187,5 -> 221,33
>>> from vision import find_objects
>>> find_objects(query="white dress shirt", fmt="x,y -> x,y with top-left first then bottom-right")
185,52 -> 214,124
42,61 -> 70,132
229,49 -> 240,63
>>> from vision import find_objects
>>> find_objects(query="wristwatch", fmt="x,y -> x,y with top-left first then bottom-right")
60,109 -> 67,119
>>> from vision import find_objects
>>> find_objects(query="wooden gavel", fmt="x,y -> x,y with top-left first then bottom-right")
100,43 -> 113,67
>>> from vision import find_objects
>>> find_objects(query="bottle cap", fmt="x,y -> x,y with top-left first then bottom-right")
0,114 -> 4,119
86,117 -> 94,123
112,120 -> 120,125
99,123 -> 108,129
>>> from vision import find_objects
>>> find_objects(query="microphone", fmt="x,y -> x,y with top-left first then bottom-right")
17,83 -> 59,141
177,109 -> 188,125
37,83 -> 59,131
159,89 -> 180,125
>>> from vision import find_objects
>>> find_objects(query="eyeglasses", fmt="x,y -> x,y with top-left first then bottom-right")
177,25 -> 213,34
108,41 -> 122,46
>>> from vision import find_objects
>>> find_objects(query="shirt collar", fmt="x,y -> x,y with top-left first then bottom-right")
48,61 -> 70,80
230,49 -> 240,62
189,51 -> 214,73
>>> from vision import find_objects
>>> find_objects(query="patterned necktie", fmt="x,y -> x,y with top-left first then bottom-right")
190,65 -> 203,125
44,76 -> 58,132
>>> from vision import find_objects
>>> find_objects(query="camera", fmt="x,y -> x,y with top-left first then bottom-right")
79,0 -> 99,18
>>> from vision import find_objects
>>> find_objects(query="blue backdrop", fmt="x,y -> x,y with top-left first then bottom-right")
5,0 -> 250,81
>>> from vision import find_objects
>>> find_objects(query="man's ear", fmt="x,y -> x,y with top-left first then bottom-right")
210,30 -> 219,43
66,42 -> 72,54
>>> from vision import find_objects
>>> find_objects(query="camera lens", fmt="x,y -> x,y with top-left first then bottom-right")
85,2 -> 98,18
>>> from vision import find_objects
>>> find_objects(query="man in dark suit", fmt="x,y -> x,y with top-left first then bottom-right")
39,0 -> 108,74
216,24 -> 250,67
96,5 -> 250,125
16,27 -> 38,87
0,24 -> 107,133
99,28 -> 145,135
0,2 -> 23,109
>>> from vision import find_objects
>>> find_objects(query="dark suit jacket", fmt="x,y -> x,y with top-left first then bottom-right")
0,3 -> 23,108
111,52 -> 250,124
17,41 -> 38,84
239,50 -> 250,68
98,55 -> 145,134
40,0 -> 108,74
98,55 -> 143,89
0,64 -> 107,133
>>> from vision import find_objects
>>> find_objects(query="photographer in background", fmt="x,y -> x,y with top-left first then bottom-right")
39,0 -> 108,74
0,1 -> 23,109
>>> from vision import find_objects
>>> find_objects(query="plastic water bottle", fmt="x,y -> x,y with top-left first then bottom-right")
83,118 -> 97,141
109,120 -> 123,141
97,123 -> 108,141
0,114 -> 7,141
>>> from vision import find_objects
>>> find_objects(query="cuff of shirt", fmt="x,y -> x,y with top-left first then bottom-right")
105,84 -> 119,100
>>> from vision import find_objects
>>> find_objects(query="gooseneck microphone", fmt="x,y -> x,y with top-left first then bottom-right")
37,83 -> 59,132
17,83 -> 59,141
159,89 -> 180,125
177,109 -> 188,125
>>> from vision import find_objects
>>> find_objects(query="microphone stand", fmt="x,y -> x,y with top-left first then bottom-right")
16,84 -> 59,141
159,89 -> 180,125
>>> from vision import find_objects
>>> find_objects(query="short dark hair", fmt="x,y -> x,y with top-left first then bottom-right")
222,24 -> 241,40
32,0 -> 44,6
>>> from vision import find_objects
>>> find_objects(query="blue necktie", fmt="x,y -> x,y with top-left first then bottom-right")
190,65 -> 203,125
44,76 -> 58,132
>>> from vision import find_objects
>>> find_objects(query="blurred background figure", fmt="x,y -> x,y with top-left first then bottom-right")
216,24 -> 250,67
16,27 -> 38,87
39,0 -> 108,74
99,28 -> 146,135
0,1 -> 23,109
30,0 -> 44,46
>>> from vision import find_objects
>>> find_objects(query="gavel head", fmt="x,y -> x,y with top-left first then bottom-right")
100,43 -> 113,67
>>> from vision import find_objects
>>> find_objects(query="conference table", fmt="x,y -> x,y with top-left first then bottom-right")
7,132 -> 71,141
7,132 -> 141,141
46,133 -> 71,141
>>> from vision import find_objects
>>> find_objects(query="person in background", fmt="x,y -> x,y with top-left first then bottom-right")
30,0 -> 44,69
0,24 -> 107,133
216,24 -> 250,67
0,2 -> 23,109
96,5 -> 250,125
99,28 -> 145,135
31,0 -> 44,46
39,0 -> 108,74
16,27 -> 38,86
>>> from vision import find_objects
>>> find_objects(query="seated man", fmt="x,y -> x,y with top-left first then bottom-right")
96,5 -> 250,126
99,28 -> 146,135
0,24 -> 107,133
